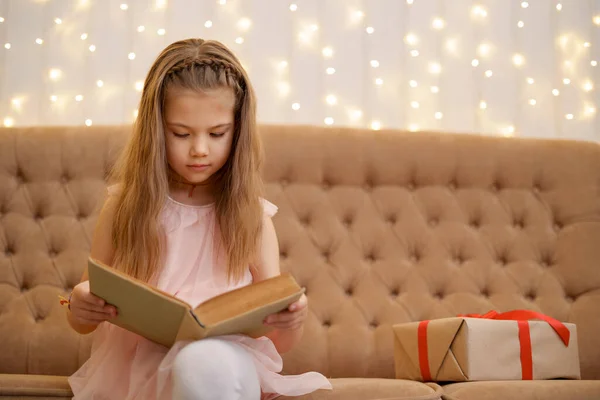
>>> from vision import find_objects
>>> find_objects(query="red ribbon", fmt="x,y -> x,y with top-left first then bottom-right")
418,310 -> 570,381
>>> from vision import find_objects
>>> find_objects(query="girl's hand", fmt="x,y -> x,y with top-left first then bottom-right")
69,280 -> 117,326
263,293 -> 308,331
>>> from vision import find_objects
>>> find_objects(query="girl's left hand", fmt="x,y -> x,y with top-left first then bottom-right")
263,293 -> 308,331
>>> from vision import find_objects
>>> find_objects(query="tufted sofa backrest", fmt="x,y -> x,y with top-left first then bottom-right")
1,125 -> 599,380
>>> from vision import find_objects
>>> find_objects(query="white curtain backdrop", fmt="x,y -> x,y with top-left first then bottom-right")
0,0 -> 598,140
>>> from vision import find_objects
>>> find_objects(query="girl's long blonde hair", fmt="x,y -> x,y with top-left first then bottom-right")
109,38 -> 263,284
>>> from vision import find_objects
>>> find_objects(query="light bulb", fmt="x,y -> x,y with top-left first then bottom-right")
527,77 -> 534,84
89,45 -> 96,52
54,18 -> 62,24
349,109 -> 363,120
375,78 -> 383,86
594,16 -> 600,25
435,112 -> 443,120
556,4 -> 563,11
49,68 -> 62,81
432,18 -> 445,30
478,43 -> 491,57
586,106 -> 596,116
326,95 -> 337,105
409,80 -> 418,88
371,120 -> 381,130
50,95 -> 57,102
410,50 -> 419,57
96,80 -> 104,87
322,47 -> 333,58
518,21 -> 524,28
480,101 -> 487,109
471,5 -> 488,18
135,81 -> 144,91
529,99 -> 536,106
0,17 -> 4,22
310,24 -> 318,31
85,119 -> 93,126
431,86 -> 439,93
3,117 -> 14,127
204,21 -> 212,28
11,97 -> 22,110
370,60 -> 380,68
404,33 -> 418,46
521,2 -> 529,8
218,0 -> 226,4
137,26 -> 145,32
429,62 -> 441,74
366,27 -> 374,34
503,126 -> 515,137
277,82 -> 290,97
445,38 -> 458,54
238,18 -> 252,31
35,38 -> 43,45
290,4 -> 297,11
485,70 -> 493,77
292,103 -> 300,110
324,117 -> 334,125
407,0 -> 414,4
75,95 -> 83,102
4,43 -> 10,49
409,124 -> 419,132
326,67 -> 336,75
411,101 -> 420,109
157,28 -> 166,35
565,114 -> 573,120
235,37 -> 244,44
553,89 -> 560,96
81,33 -> 88,40
583,81 -> 594,92
563,78 -> 570,85
472,59 -> 479,67
512,54 -> 525,67
592,60 -> 598,67
128,52 -> 136,60
133,109 -> 139,118
156,0 -> 167,7
120,4 -> 128,10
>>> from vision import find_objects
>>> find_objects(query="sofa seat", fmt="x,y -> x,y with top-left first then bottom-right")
0,374 -> 71,399
289,378 -> 443,400
0,375 -> 443,400
441,380 -> 600,400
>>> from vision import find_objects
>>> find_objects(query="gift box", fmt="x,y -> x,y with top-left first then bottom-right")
393,310 -> 581,382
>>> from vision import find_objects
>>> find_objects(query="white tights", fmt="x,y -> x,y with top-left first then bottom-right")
171,338 -> 261,400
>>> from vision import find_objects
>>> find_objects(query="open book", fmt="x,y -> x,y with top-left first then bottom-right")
87,258 -> 305,347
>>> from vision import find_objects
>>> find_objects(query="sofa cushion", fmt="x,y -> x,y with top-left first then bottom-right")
285,378 -> 443,400
0,374 -> 71,397
442,380 -> 600,400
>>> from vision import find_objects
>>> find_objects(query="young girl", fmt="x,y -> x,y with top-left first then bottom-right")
65,38 -> 332,399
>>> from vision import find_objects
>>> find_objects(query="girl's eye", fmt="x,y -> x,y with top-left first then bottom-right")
173,132 -> 189,138
210,132 -> 226,137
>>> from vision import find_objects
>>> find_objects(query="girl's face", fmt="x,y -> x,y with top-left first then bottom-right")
163,87 -> 235,186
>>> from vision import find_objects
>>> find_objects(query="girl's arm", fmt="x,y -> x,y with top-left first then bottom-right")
66,195 -> 118,334
251,215 -> 307,354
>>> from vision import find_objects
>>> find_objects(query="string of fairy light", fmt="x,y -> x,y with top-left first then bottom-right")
1,0 -> 598,138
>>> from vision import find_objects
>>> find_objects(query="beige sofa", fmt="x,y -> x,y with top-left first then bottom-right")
0,125 -> 599,400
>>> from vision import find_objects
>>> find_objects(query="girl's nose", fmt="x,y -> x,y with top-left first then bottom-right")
191,136 -> 209,156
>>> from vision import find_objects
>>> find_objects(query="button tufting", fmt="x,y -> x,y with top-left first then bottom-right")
279,250 -> 287,260
345,287 -> 353,296
429,217 -> 439,227
387,214 -> 397,225
16,169 -> 25,184
514,219 -> 525,229
525,291 -> 536,301
366,252 -> 376,263
497,254 -> 508,266
481,288 -> 490,297
5,246 -> 14,257
322,320 -> 331,328
322,179 -> 331,190
300,215 -> 310,226
410,251 -> 421,263
448,180 -> 457,191
61,174 -> 70,184
77,212 -> 86,220
280,178 -> 289,187
407,181 -> 416,191
453,254 -> 464,264
364,179 -> 374,191
434,291 -> 444,300
49,249 -> 57,258
35,211 -> 43,221
566,295 -> 575,303
470,218 -> 481,228
390,288 -> 400,297
343,215 -> 353,227
554,221 -> 563,231
491,181 -> 501,192
322,250 -> 330,261
369,321 -> 379,329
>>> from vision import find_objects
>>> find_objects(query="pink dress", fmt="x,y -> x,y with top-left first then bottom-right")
68,187 -> 332,399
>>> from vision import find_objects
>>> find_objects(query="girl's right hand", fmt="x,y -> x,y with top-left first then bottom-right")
69,280 -> 117,326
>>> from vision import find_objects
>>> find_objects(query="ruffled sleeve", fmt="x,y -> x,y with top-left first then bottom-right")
261,198 -> 278,218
